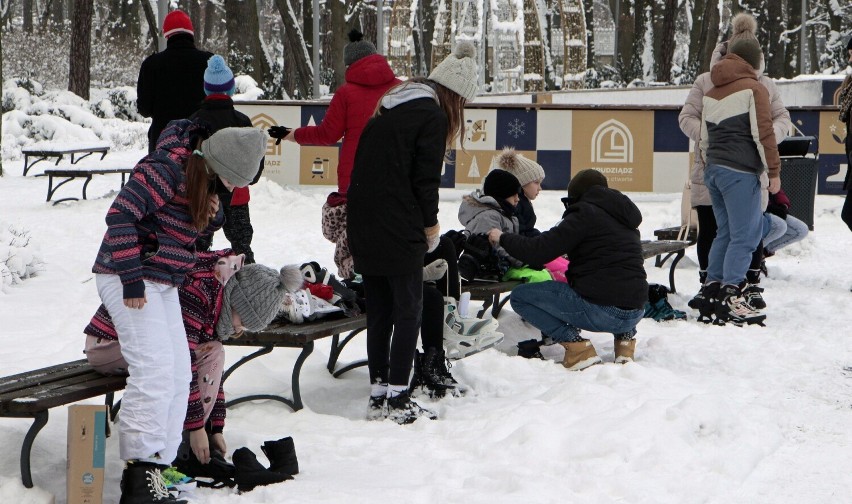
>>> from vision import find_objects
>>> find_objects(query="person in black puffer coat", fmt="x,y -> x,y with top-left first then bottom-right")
137,10 -> 212,152
488,169 -> 648,372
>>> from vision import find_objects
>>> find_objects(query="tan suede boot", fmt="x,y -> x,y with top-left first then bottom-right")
614,339 -> 636,364
559,340 -> 601,371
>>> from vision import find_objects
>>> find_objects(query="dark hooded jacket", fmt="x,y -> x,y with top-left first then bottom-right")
499,185 -> 648,309
137,34 -> 213,151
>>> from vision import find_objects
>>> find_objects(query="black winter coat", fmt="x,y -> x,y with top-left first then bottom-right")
499,186 -> 648,309
189,97 -> 264,187
515,191 -> 540,237
347,98 -> 448,276
137,35 -> 213,151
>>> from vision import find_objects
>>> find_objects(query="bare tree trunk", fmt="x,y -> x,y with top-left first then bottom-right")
23,0 -> 34,33
655,0 -> 677,82
765,0 -> 785,77
685,0 -> 706,81
330,0 -> 347,90
187,0 -> 201,40
224,0 -> 272,90
272,0 -> 314,97
69,0 -> 93,100
1,24 -> 4,176
140,0 -> 158,54
203,1 -> 215,43
416,0 -> 436,74
583,0 -> 595,69
697,0 -> 720,75
51,0 -> 65,29
785,0 -> 801,78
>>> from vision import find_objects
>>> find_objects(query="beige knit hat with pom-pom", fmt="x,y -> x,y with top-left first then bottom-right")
429,41 -> 479,101
728,12 -> 758,44
496,147 -> 545,187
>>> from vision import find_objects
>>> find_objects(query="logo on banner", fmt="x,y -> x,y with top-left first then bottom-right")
591,119 -> 633,163
251,113 -> 280,157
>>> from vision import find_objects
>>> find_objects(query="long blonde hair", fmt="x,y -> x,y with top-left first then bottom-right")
184,139 -> 218,231
374,77 -> 467,152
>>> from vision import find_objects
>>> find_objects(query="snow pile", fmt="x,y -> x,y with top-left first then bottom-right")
0,221 -> 45,292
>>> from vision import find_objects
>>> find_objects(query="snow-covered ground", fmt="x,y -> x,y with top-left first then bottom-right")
2,79 -> 852,503
1,151 -> 851,502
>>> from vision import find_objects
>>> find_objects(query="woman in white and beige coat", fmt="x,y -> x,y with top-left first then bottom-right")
678,12 -> 792,310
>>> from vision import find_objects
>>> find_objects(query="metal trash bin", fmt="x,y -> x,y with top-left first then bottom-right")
779,157 -> 818,230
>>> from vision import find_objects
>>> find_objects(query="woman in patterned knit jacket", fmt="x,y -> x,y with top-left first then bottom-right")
87,120 -> 265,503
85,253 -> 302,475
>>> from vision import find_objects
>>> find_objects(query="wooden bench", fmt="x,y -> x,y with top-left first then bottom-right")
44,168 -> 132,205
461,239 -> 693,318
22,145 -> 110,176
0,359 -> 125,488
221,314 -> 367,412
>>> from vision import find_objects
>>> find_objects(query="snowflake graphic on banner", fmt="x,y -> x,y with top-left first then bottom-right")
507,118 -> 525,139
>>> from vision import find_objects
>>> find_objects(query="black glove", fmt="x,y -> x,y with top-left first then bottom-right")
267,126 -> 292,145
766,202 -> 788,219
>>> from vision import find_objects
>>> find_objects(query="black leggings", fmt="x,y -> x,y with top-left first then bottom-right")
363,270 -> 423,386
842,147 -> 852,232
695,205 -> 764,273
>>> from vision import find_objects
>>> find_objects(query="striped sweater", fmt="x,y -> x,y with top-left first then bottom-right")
84,250 -> 232,432
92,119 -> 224,299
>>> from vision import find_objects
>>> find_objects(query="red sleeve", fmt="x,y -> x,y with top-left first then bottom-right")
293,89 -> 348,145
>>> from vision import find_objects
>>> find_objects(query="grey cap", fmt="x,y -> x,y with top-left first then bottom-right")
429,41 -> 479,102
201,127 -> 267,187
729,38 -> 762,70
344,29 -> 377,66
216,264 -> 304,338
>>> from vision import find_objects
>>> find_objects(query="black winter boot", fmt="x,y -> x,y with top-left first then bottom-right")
173,432 -> 236,488
261,437 -> 299,476
743,269 -> 766,309
119,461 -> 187,504
232,447 -> 292,492
421,346 -> 465,398
386,391 -> 437,425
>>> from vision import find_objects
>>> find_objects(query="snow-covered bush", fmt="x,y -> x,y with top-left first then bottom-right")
0,222 -> 45,293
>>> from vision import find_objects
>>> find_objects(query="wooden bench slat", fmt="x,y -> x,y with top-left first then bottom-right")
23,147 -> 109,155
0,371 -> 123,405
0,376 -> 126,414
464,281 -> 522,299
227,314 -> 368,346
0,359 -> 94,395
641,240 -> 692,260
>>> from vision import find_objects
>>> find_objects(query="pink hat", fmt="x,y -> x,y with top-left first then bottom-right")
163,10 -> 193,38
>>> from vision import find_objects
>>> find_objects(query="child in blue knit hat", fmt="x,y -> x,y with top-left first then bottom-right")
192,55 -> 265,264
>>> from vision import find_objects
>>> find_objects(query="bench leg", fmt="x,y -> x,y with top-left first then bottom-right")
224,343 -> 314,412
476,295 -> 495,319
71,152 -> 94,164
21,410 -> 48,489
492,293 -> 512,318
81,174 -> 94,200
668,250 -> 685,294
47,175 -> 81,205
327,328 -> 368,378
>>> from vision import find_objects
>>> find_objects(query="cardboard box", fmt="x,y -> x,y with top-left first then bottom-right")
66,405 -> 107,504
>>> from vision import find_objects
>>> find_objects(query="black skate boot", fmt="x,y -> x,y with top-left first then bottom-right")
260,437 -> 299,476
119,461 -> 187,504
714,284 -> 766,326
232,447 -> 292,493
386,392 -> 437,425
420,346 -> 465,398
173,432 -> 236,488
689,281 -> 719,324
743,269 -> 766,309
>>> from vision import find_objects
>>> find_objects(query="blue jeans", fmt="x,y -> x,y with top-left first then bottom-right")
510,282 -> 644,343
704,164 -> 763,286
764,213 -> 809,253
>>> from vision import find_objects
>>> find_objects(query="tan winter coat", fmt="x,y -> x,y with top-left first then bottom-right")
679,42 -> 791,207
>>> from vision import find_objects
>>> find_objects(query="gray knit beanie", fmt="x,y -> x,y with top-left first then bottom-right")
201,127 -> 267,187
429,42 -> 479,102
216,264 -> 304,338
497,147 -> 545,187
344,29 -> 377,66
729,38 -> 762,70
567,169 -> 608,201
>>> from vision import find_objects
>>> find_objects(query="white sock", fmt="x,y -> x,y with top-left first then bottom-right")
387,384 -> 408,398
371,383 -> 388,398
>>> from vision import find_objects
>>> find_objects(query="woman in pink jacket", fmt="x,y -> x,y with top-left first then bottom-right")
283,30 -> 400,280
678,12 -> 791,313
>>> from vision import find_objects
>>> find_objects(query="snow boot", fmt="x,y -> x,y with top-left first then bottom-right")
614,338 -> 636,364
261,437 -> 299,476
743,269 -> 766,310
516,338 -> 545,359
418,346 -> 465,398
386,392 -> 438,425
232,447 -> 292,493
119,461 -> 187,504
559,339 -> 602,371
714,284 -> 766,326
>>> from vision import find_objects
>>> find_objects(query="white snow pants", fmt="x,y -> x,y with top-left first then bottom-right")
96,274 -> 191,464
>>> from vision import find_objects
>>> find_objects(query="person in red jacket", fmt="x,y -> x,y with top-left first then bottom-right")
279,30 -> 400,280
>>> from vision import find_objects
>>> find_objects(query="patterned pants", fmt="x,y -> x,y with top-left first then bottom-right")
322,202 -> 354,280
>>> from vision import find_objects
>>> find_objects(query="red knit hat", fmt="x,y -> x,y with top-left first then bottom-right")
163,10 -> 193,38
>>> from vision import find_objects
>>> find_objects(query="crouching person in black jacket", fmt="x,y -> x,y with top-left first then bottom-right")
487,169 -> 648,371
